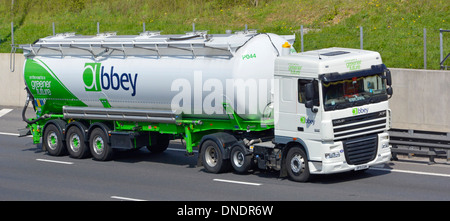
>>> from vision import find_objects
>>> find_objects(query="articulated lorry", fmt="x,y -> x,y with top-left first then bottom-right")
18,30 -> 393,182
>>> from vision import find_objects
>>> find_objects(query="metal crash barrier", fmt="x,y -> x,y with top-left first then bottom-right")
389,129 -> 450,164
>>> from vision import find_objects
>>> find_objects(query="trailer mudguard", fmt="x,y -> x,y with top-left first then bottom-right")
198,132 -> 238,160
87,122 -> 113,143
43,119 -> 67,142
66,121 -> 89,142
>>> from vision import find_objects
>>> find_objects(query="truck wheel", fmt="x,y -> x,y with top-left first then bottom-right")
147,133 -> 170,153
66,126 -> 90,159
43,124 -> 67,156
201,140 -> 229,173
89,128 -> 113,161
230,145 -> 252,174
285,146 -> 310,182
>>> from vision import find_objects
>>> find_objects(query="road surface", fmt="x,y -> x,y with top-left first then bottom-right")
1,106 -> 449,202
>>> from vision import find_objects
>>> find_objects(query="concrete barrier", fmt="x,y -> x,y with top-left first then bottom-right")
0,53 -> 26,107
389,68 -> 450,133
0,53 -> 449,133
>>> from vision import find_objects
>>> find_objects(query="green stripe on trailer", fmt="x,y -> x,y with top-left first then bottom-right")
24,58 -> 87,115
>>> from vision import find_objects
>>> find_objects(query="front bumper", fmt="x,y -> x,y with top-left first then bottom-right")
308,132 -> 391,174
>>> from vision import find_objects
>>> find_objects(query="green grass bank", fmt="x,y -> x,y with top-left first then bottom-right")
1,0 -> 449,69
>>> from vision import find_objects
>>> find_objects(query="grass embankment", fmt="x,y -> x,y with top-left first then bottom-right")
0,0 -> 448,69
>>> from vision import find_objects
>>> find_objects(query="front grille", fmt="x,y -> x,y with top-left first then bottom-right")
343,135 -> 378,165
332,110 -> 387,140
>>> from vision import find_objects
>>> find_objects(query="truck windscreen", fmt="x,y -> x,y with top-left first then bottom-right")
322,74 -> 387,111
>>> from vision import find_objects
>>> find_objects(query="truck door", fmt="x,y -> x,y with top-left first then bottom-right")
275,78 -> 322,141
297,79 -> 322,141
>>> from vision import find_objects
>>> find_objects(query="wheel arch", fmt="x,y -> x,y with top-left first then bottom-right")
65,121 -> 89,142
43,119 -> 67,142
198,132 -> 238,160
87,122 -> 112,144
284,140 -> 309,159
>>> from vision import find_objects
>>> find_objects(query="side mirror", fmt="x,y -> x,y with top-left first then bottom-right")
385,69 -> 392,86
387,86 -> 393,97
305,82 -> 315,101
305,82 -> 318,113
384,69 -> 393,99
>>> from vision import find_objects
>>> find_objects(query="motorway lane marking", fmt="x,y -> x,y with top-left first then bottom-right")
370,167 -> 450,178
110,196 -> 147,201
36,158 -> 74,165
0,108 -> 13,118
0,132 -> 32,137
0,132 -> 20,136
213,179 -> 262,186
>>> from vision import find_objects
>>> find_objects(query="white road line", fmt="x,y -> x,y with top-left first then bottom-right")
110,196 -> 147,201
370,167 -> 450,178
0,108 -> 13,118
0,132 -> 20,136
0,132 -> 32,138
213,178 -> 262,186
36,158 -> 74,165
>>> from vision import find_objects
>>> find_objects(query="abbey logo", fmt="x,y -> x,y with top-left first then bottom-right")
352,107 -> 369,115
83,63 -> 138,96
83,63 -> 102,92
300,116 -> 315,126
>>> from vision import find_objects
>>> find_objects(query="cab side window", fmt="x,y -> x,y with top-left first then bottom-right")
298,79 -> 319,106
298,79 -> 308,104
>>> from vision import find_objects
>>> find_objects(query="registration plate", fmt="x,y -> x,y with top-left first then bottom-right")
355,164 -> 369,171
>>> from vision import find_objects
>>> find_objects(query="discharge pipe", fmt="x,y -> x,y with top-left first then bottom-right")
22,87 -> 51,124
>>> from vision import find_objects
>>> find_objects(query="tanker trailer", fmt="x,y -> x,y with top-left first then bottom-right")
18,30 -> 392,182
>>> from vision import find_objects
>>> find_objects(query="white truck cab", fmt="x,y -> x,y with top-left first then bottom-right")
272,47 -> 393,181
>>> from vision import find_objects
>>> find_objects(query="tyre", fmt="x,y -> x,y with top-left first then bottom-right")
146,133 -> 170,153
43,124 -> 67,156
230,145 -> 252,174
66,126 -> 90,159
201,140 -> 229,173
285,146 -> 310,182
89,128 -> 113,161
